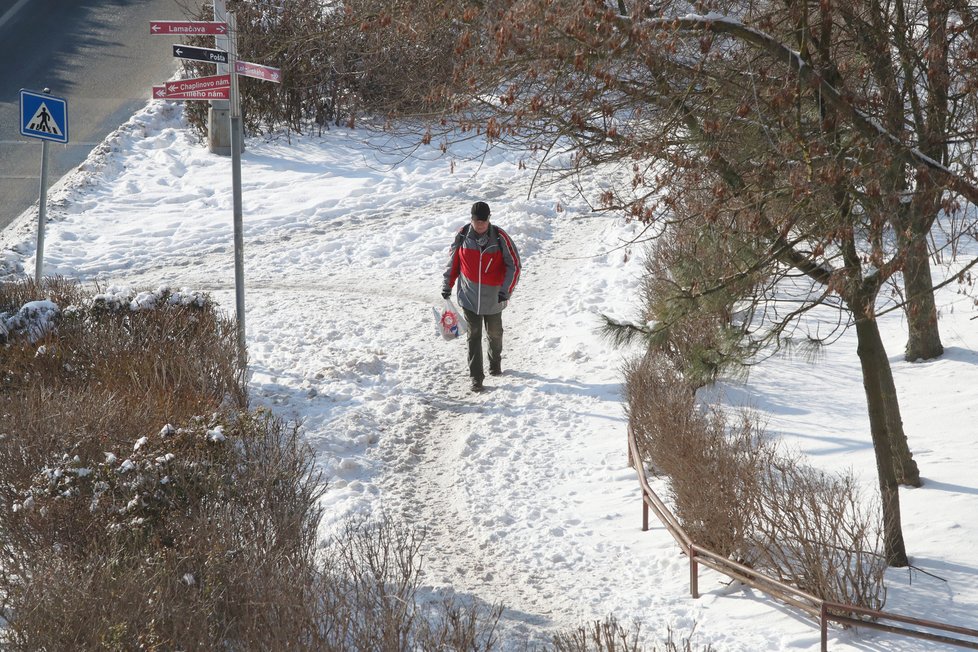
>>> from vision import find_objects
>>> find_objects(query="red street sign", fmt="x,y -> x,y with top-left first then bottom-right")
235,60 -> 282,83
151,20 -> 227,35
152,85 -> 230,101
165,74 -> 230,95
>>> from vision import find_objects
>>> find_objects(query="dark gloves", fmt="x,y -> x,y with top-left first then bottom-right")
442,291 -> 451,300
498,293 -> 509,303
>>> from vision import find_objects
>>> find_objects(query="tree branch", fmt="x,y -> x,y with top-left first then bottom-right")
638,14 -> 978,207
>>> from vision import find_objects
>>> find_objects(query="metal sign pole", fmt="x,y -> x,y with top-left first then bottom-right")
210,0 -> 232,155
229,11 -> 246,369
35,137 -> 48,282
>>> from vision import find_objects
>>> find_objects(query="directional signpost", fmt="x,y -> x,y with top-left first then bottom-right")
153,73 -> 231,101
150,12 -> 282,368
234,60 -> 281,83
153,85 -> 230,101
165,73 -> 230,95
172,44 -> 229,65
151,20 -> 227,35
20,88 -> 69,281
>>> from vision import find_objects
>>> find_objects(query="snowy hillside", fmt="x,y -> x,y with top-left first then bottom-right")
2,100 -> 977,650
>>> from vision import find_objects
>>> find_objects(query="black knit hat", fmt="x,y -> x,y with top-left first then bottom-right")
471,201 -> 491,221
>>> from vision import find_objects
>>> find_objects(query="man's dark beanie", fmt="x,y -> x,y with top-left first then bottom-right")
471,201 -> 491,221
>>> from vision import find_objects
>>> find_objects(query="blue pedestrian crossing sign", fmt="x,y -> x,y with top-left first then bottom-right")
20,89 -> 69,144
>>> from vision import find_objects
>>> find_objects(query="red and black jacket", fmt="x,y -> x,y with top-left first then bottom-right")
442,223 -> 521,315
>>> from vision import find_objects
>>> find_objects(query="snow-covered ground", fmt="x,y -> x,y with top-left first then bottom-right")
2,99 -> 977,651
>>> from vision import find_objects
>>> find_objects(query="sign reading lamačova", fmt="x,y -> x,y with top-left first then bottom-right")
150,20 -> 227,35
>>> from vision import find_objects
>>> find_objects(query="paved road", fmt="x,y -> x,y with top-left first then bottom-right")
0,0 -> 184,231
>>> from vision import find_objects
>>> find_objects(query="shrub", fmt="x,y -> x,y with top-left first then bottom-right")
602,218 -> 763,389
1,279 -> 244,407
0,279 -> 329,649
1,410 -> 328,650
0,278 -> 506,650
750,456 -> 887,609
319,516 -> 503,651
625,352 -> 765,560
178,0 -> 459,139
625,350 -> 886,609
551,618 -> 713,652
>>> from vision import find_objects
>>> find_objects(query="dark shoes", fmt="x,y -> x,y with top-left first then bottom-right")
471,367 -> 501,392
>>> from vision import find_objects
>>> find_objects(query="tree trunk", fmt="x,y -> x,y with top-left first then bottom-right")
854,313 -> 910,567
880,374 -> 922,488
901,0 -> 949,362
870,321 -> 923,487
903,232 -> 944,362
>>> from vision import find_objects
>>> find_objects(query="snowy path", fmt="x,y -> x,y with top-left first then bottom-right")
373,214 -> 633,630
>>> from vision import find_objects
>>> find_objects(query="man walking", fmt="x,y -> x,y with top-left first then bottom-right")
442,201 -> 521,392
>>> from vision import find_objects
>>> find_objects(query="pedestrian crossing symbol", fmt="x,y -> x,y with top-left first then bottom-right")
20,89 -> 69,144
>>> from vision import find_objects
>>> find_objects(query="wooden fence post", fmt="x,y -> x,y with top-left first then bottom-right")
642,492 -> 649,531
820,603 -> 829,651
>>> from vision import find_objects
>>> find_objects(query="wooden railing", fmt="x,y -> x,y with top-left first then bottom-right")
627,428 -> 978,651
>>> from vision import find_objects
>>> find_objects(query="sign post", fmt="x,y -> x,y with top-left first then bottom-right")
211,0 -> 232,155
228,10 -> 247,369
35,141 -> 48,283
20,88 -> 69,281
149,10 -> 281,369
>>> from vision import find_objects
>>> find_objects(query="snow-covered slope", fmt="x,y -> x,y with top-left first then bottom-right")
2,100 -> 976,650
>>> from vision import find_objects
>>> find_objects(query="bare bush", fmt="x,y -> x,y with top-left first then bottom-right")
625,352 -> 766,560
552,618 -> 643,652
178,0 -> 459,139
551,618 -> 713,652
319,516 -> 502,651
625,350 -> 886,608
416,597 -> 503,652
1,410 -> 329,650
751,458 -> 887,610
1,279 -> 244,409
623,351 -> 698,475
0,279 -> 328,649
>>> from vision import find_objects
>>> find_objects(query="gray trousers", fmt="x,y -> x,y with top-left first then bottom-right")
462,307 -> 503,380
